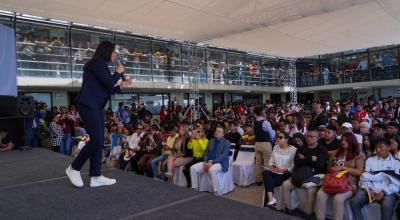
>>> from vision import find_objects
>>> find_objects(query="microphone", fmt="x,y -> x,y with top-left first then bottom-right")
121,72 -> 127,81
116,59 -> 127,81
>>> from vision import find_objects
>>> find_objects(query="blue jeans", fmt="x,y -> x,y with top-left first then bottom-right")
61,133 -> 72,155
24,128 -> 38,147
350,189 -> 396,220
151,154 -> 168,178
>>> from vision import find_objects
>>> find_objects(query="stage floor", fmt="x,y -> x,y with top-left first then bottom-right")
0,148 -> 298,220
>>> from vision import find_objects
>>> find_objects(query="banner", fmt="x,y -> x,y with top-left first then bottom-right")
0,24 -> 17,96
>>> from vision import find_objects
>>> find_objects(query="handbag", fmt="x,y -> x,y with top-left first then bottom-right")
323,170 -> 350,194
291,166 -> 314,187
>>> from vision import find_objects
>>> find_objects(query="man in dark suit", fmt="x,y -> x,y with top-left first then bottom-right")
338,103 -> 356,125
66,41 -> 132,188
309,103 -> 329,129
190,126 -> 231,194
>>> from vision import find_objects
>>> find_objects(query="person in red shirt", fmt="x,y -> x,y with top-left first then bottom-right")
237,103 -> 245,115
355,104 -> 367,123
159,106 -> 169,122
59,106 -> 75,155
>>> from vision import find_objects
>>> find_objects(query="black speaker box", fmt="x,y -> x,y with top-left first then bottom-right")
0,117 -> 24,147
16,96 -> 34,118
0,95 -> 34,118
0,95 -> 17,118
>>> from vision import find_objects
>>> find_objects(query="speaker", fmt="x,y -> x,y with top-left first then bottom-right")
0,118 -> 24,147
16,96 -> 34,118
0,95 -> 34,118
0,95 -> 17,118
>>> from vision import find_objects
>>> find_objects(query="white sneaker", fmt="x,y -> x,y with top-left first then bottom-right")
65,165 -> 84,187
267,198 -> 277,206
90,175 -> 116,187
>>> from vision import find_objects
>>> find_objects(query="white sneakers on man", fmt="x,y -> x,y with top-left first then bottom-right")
90,175 -> 116,187
65,165 -> 84,187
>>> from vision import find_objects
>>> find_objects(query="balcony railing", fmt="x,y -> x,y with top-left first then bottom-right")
16,42 -> 289,87
297,65 -> 400,87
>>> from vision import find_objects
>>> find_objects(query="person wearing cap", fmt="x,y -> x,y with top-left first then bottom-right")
319,124 -> 340,157
338,103 -> 356,125
337,122 -> 363,146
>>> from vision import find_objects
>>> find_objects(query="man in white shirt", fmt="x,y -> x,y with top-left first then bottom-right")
350,138 -> 400,220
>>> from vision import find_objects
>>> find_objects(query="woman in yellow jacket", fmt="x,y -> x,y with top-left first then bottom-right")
183,126 -> 209,188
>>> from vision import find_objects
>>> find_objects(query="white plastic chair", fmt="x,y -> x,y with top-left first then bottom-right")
173,166 -> 187,187
197,149 -> 235,196
231,145 -> 255,186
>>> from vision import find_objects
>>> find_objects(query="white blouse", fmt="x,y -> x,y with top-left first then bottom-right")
269,145 -> 297,172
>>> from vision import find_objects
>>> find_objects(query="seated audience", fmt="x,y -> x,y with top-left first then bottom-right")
282,128 -> 328,218
350,138 -> 400,220
263,132 -> 296,207
165,124 -> 192,182
190,126 -> 231,194
315,132 -> 365,220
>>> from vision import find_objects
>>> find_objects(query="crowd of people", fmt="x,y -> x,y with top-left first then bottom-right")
2,96 -> 400,219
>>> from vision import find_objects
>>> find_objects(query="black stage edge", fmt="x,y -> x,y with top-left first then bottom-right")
0,148 -> 299,220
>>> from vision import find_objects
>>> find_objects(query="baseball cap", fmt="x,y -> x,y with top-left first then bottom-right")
341,122 -> 353,129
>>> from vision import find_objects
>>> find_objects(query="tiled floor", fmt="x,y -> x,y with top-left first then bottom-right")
223,184 -> 264,207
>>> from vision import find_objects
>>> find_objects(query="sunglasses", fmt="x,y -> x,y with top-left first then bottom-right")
277,136 -> 285,139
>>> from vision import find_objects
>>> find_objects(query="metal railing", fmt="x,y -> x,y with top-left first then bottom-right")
16,42 -> 290,87
297,65 -> 400,87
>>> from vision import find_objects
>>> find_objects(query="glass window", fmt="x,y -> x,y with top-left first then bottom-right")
24,92 -> 52,109
343,51 -> 368,83
369,46 -> 399,81
206,49 -> 226,85
245,55 -> 261,86
182,45 -> 206,84
226,52 -> 245,85
139,93 -> 164,115
16,20 -> 70,78
183,93 -> 205,107
115,34 -> 151,82
232,94 -> 243,103
260,57 -> 277,86
151,40 -> 181,83
319,54 -> 341,85
276,59 -> 290,86
111,93 -> 138,112
71,27 -> 113,78
296,58 -> 320,87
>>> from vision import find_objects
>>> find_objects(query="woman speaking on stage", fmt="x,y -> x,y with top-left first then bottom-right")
66,41 -> 132,187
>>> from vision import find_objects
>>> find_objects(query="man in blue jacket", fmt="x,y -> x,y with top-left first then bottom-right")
190,126 -> 231,194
